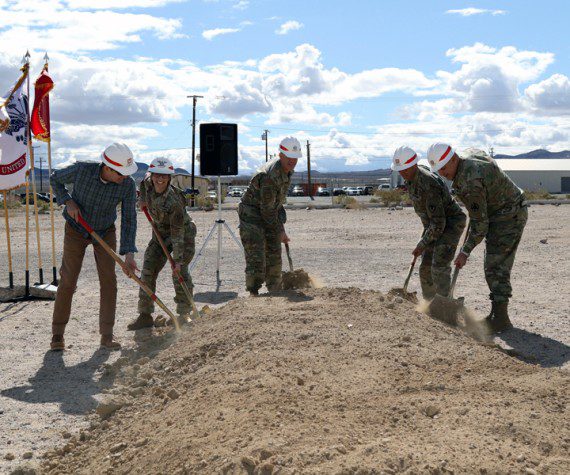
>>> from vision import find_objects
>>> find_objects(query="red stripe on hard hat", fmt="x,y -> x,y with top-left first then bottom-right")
439,146 -> 452,162
149,164 -> 155,168
404,153 -> 417,164
103,152 -> 124,167
169,166 -> 174,170
280,144 -> 289,151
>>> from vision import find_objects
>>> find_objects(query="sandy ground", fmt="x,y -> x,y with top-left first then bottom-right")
0,204 -> 569,473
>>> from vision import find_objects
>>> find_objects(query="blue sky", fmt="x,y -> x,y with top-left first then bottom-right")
1,0 -> 569,172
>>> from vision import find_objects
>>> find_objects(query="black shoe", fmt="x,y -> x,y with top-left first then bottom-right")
248,289 -> 259,297
485,302 -> 513,333
127,313 -> 154,331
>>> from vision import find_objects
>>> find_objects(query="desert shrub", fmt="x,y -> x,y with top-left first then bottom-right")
38,202 -> 51,214
524,189 -> 555,200
374,189 -> 410,206
195,196 -> 215,211
369,197 -> 380,203
333,195 -> 365,209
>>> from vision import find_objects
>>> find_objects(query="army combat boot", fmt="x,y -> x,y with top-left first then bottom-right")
127,313 -> 154,331
486,301 -> 513,333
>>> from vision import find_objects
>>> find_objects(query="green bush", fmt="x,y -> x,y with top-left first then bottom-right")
195,196 -> 215,211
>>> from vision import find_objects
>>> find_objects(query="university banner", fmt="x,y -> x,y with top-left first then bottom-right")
0,68 -> 29,191
31,66 -> 53,142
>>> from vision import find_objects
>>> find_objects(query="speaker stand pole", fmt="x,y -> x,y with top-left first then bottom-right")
190,175 -> 243,292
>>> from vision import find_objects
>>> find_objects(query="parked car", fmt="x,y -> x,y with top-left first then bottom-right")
18,192 -> 55,204
291,185 -> 305,196
346,187 -> 360,196
363,186 -> 375,195
356,187 -> 365,195
316,186 -> 331,196
228,188 -> 244,197
207,190 -> 217,199
183,188 -> 201,197
377,184 -> 391,191
332,188 -> 346,196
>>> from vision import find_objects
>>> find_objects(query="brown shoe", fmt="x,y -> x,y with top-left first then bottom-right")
100,334 -> 121,351
50,335 -> 65,351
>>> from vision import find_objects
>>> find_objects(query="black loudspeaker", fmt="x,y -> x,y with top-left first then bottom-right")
199,123 -> 238,176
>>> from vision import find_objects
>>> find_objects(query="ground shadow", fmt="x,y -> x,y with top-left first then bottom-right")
1,349 -> 114,415
194,291 -> 238,304
0,302 -> 31,322
498,328 -> 570,368
261,290 -> 314,302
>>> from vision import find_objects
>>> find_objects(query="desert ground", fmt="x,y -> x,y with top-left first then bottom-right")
0,203 -> 568,474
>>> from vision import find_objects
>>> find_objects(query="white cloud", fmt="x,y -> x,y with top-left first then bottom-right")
0,1 -> 185,53
202,27 -> 240,40
525,74 -> 570,115
446,8 -> 506,16
66,0 -> 187,9
275,20 -> 303,35
233,0 -> 249,10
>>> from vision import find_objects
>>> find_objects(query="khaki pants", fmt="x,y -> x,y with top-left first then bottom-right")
52,222 -> 117,336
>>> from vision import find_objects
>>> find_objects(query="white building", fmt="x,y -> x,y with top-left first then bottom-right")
494,159 -> 570,194
391,159 -> 570,193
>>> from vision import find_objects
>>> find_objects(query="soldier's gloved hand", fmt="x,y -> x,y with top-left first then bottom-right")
412,244 -> 425,258
454,252 -> 468,269
281,231 -> 290,243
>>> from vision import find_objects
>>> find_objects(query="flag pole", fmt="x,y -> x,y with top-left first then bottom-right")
24,173 -> 30,296
2,191 -> 14,289
24,51 -> 45,285
43,53 -> 57,285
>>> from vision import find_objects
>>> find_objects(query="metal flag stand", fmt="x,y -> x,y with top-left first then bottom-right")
189,175 -> 243,292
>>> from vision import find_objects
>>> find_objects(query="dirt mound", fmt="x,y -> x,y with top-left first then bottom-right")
42,288 -> 569,474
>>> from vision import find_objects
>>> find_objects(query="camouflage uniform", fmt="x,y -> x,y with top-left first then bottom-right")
407,165 -> 467,299
238,158 -> 291,292
138,176 -> 197,315
452,151 -> 527,303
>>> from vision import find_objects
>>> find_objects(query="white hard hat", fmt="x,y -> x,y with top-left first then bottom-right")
148,157 -> 175,175
101,143 -> 138,176
279,136 -> 302,159
427,143 -> 455,172
391,146 -> 418,171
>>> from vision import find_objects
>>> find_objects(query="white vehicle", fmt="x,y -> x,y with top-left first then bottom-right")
356,187 -> 365,195
378,183 -> 391,190
207,190 -> 217,199
228,188 -> 244,197
346,187 -> 360,196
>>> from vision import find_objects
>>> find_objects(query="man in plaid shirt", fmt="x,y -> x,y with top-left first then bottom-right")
49,143 -> 139,350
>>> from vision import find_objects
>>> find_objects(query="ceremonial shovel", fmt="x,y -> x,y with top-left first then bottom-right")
77,214 -> 181,331
142,206 -> 201,321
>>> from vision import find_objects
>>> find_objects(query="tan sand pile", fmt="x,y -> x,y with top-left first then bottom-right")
42,288 -> 569,474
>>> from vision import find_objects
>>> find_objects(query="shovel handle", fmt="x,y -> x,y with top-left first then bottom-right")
449,265 -> 460,299
402,255 -> 417,293
284,242 -> 294,272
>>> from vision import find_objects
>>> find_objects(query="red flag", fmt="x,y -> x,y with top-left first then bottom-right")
30,66 -> 54,142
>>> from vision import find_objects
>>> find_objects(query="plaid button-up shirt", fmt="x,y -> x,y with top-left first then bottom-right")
50,162 -> 137,255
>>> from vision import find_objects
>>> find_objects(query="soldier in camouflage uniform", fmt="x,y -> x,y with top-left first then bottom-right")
127,157 -> 197,330
428,143 -> 528,332
238,137 -> 302,295
392,146 -> 466,299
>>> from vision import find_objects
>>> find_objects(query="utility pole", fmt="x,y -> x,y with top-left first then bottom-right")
489,146 -> 495,159
261,130 -> 269,162
187,94 -> 204,207
306,140 -> 313,200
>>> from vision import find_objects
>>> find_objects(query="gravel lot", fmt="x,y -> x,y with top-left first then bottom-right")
0,203 -> 568,472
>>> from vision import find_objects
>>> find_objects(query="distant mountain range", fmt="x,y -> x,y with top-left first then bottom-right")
494,149 -> 570,159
